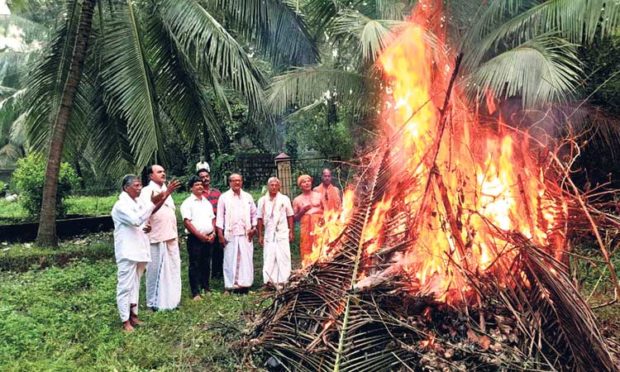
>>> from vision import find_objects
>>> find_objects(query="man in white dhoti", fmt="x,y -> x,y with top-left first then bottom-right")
216,173 -> 257,294
111,174 -> 168,332
140,165 -> 181,310
257,177 -> 294,289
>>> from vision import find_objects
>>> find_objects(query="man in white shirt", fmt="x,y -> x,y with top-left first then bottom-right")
180,176 -> 216,300
139,165 -> 181,311
111,174 -> 169,332
257,177 -> 294,289
216,173 -> 257,294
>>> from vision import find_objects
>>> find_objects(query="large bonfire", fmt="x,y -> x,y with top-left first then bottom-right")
248,1 -> 619,371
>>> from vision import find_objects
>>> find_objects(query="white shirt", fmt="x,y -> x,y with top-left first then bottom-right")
216,189 -> 257,238
257,192 -> 294,241
111,191 -> 154,262
180,194 -> 215,235
139,181 -> 178,243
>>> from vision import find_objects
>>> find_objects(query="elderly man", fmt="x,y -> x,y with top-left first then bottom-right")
216,173 -> 257,294
111,174 -> 170,332
313,168 -> 341,212
139,165 -> 181,310
257,177 -> 294,289
196,162 -> 223,280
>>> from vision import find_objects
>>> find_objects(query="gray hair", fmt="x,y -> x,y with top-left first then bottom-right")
267,177 -> 280,185
121,174 -> 138,191
228,173 -> 242,182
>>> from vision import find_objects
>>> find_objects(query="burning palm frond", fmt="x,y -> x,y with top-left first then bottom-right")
245,1 -> 619,370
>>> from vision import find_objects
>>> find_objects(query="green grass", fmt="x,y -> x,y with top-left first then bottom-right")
1,221 -> 614,370
0,226 -> 301,370
0,259 -> 265,370
64,194 -> 118,216
0,233 -> 113,272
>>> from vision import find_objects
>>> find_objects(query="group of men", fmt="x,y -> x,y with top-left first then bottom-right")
111,163 -> 341,331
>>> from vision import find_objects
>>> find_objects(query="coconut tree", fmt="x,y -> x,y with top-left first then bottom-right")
0,12 -> 48,167
24,0 -> 318,246
269,0 -> 620,118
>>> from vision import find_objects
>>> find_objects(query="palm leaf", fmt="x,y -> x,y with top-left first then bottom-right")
468,35 -> 582,108
331,9 -> 403,62
155,0 -> 266,116
100,0 -> 162,168
212,0 -> 319,67
145,3 -> 223,149
463,0 -> 620,72
267,66 -> 372,116
304,0 -> 342,38
23,0 -> 83,154
0,143 -> 22,167
0,14 -> 49,45
9,112 -> 27,146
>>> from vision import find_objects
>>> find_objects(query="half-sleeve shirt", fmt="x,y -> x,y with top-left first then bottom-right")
139,181 -> 178,243
180,194 -> 215,235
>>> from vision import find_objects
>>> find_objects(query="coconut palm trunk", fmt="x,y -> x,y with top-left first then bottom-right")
36,0 -> 96,247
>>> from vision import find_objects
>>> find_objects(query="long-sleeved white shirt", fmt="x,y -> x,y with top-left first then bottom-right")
111,191 -> 155,262
257,192 -> 294,242
216,189 -> 257,237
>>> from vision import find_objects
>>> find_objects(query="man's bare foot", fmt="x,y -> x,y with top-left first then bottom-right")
122,321 -> 135,332
129,314 -> 143,326
192,295 -> 202,301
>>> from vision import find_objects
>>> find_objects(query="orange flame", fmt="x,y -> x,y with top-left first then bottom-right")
303,189 -> 356,267
306,0 -> 566,305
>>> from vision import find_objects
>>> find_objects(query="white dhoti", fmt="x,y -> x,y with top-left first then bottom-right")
146,239 -> 181,310
116,259 -> 146,321
223,235 -> 254,289
263,239 -> 291,285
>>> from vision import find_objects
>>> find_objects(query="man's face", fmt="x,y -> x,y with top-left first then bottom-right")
198,171 -> 210,188
191,181 -> 204,196
229,175 -> 242,192
322,169 -> 332,185
268,180 -> 280,195
125,179 -> 142,199
300,178 -> 312,192
150,165 -> 166,185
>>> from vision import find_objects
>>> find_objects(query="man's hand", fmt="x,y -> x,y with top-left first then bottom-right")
196,233 -> 209,243
152,179 -> 181,205
218,235 -> 227,246
258,236 -> 264,247
289,230 -> 294,243
247,227 -> 257,242
166,179 -> 181,196
206,233 -> 215,243
143,224 -> 152,233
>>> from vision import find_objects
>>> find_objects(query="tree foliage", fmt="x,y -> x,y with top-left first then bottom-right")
13,153 -> 79,218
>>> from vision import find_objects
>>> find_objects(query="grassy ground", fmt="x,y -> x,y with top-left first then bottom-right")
0,229 -> 299,371
0,259 -> 264,370
0,231 -> 617,370
0,255 -> 272,371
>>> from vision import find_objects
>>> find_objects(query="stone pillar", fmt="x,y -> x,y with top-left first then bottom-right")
275,152 -> 292,197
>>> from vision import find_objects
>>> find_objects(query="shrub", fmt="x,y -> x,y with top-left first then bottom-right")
12,154 -> 80,218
